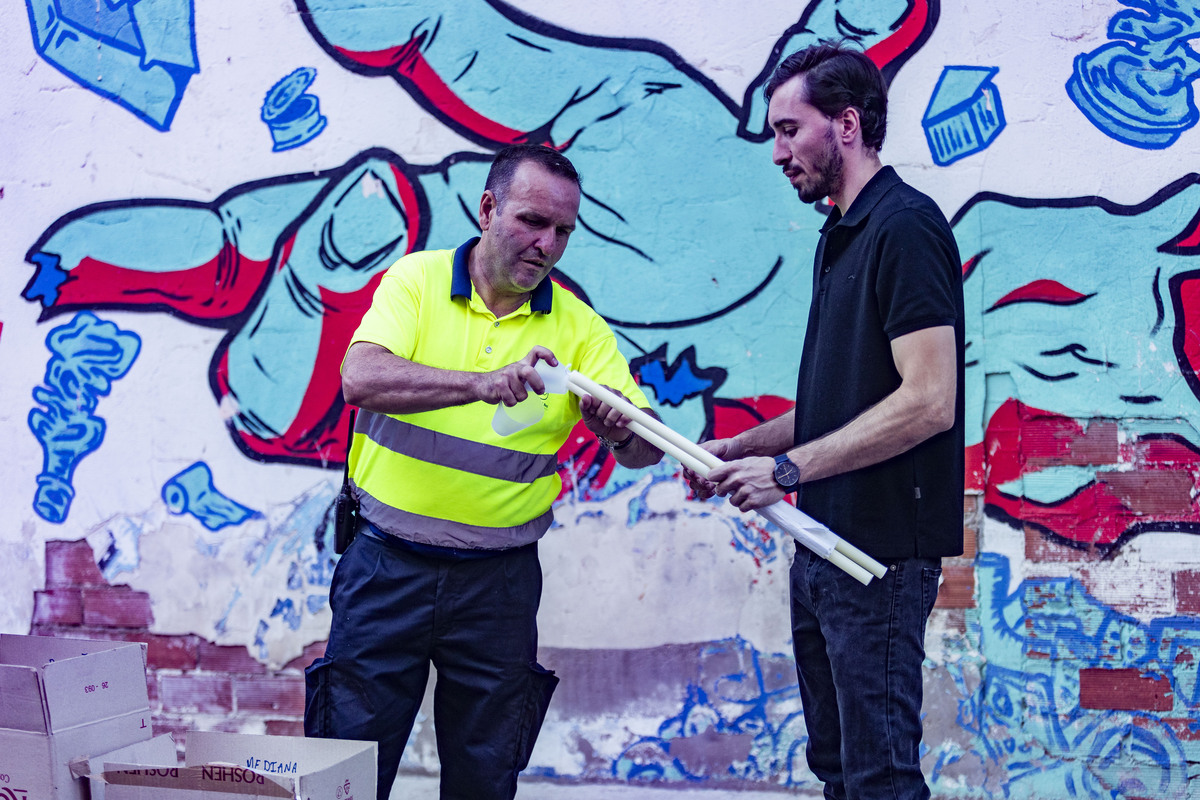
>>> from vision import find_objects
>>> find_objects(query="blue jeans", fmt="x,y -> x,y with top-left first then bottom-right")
304,525 -> 558,800
790,548 -> 941,800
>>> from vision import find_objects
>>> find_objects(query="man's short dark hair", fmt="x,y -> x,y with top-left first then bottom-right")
764,42 -> 888,152
485,144 -> 581,206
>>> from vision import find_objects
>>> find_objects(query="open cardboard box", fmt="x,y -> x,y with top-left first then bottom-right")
0,634 -> 153,800
96,732 -> 376,800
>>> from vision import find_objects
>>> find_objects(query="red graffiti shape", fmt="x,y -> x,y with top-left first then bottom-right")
56,245 -> 272,322
865,0 -> 931,71
984,398 -> 1200,549
334,41 -> 554,149
988,279 -> 1095,312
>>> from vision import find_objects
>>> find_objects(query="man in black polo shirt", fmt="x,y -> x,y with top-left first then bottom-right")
689,44 -> 964,800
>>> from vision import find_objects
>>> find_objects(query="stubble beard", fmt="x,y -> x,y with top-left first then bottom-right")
796,128 -> 844,205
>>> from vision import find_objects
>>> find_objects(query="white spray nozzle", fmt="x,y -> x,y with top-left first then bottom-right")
534,359 -> 569,395
492,358 -> 569,437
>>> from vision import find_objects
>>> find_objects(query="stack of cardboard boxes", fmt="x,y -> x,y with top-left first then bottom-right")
0,635 -> 375,800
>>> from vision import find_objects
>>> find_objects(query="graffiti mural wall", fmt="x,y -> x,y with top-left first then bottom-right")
3,0 -> 1200,795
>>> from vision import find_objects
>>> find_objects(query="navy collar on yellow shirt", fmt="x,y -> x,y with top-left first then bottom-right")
450,237 -> 554,314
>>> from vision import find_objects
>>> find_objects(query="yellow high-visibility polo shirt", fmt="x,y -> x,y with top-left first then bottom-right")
347,238 -> 649,550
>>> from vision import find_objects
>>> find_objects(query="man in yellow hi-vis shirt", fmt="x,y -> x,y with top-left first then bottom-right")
304,144 -> 662,800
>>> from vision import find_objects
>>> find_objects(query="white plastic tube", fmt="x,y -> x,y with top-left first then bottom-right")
565,370 -> 887,585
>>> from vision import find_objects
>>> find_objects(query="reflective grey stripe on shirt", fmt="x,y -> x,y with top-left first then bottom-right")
354,486 -> 554,550
356,409 -> 558,483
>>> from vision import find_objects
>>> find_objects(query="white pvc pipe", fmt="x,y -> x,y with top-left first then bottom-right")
565,371 -> 887,585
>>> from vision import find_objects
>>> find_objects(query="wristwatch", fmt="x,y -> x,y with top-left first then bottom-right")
599,432 -> 634,451
773,454 -> 801,492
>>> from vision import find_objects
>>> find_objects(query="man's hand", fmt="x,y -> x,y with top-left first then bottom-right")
578,384 -> 634,442
684,438 -> 744,499
707,456 -> 786,512
476,346 -> 558,406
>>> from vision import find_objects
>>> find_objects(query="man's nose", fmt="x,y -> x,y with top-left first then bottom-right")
772,139 -> 789,165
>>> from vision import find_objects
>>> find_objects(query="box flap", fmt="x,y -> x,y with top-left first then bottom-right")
185,731 -> 375,776
297,741 -> 377,800
0,664 -> 49,732
72,733 -> 178,779
42,642 -> 149,732
0,634 -> 133,668
100,765 -> 293,798
74,734 -> 178,800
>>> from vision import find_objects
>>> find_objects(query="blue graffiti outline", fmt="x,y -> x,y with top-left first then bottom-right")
956,553 -> 1194,798
1066,0 -> 1200,149
29,311 -> 140,523
24,0 -> 200,131
611,637 -> 813,788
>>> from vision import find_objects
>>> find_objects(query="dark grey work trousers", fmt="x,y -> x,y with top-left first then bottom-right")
304,525 -> 558,800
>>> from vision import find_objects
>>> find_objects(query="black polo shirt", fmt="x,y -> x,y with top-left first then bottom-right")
793,166 -> 964,559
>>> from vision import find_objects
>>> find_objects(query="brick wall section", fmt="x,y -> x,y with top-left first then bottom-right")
29,539 -> 314,745
1176,570 -> 1200,615
934,494 -> 980,609
1079,667 -> 1173,711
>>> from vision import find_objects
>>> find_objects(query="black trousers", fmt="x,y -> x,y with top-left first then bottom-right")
304,527 -> 558,800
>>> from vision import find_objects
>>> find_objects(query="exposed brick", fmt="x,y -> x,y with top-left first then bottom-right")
82,587 -> 154,628
284,640 -> 326,672
234,676 -> 306,716
1175,570 -> 1200,615
265,720 -> 305,737
32,589 -> 83,626
160,674 -> 233,714
77,631 -> 200,671
45,540 -> 106,588
1079,668 -> 1173,711
935,564 -> 975,609
144,635 -> 200,671
1024,524 -> 1099,563
1101,469 -> 1195,515
959,525 -> 977,560
198,642 -> 267,674
1163,717 -> 1200,742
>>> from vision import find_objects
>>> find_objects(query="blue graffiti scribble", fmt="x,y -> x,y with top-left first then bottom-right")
29,311 -> 140,523
639,350 -> 718,407
952,553 -> 1193,798
24,0 -> 199,131
269,598 -> 302,631
253,618 -> 269,661
612,637 -> 812,788
212,482 -> 339,658
162,462 -> 259,530
96,516 -> 148,580
1067,0 -> 1200,149
261,67 -> 328,151
923,66 -> 1005,166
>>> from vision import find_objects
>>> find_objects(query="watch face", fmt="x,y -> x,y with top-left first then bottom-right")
774,459 -> 800,488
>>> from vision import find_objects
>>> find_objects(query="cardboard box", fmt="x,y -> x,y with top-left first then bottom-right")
73,735 -> 178,800
0,634 -> 153,800
97,732 -> 376,800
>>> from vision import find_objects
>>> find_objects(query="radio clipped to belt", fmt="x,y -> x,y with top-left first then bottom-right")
333,409 -> 359,554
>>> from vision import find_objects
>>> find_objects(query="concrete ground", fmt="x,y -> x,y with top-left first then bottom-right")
390,774 -> 818,798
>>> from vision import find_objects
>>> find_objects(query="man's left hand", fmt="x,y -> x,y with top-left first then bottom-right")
579,385 -> 635,444
707,457 -> 785,512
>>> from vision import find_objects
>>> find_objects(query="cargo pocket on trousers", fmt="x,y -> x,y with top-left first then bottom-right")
514,662 -> 559,771
304,656 -> 333,738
